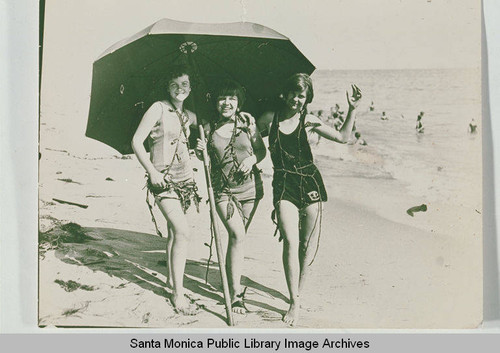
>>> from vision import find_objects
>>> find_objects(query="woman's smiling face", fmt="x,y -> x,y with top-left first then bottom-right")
284,89 -> 307,112
216,95 -> 239,119
168,74 -> 191,102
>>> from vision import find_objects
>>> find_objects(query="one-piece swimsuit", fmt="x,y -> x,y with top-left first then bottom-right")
208,116 -> 264,204
146,101 -> 201,229
268,110 -> 327,210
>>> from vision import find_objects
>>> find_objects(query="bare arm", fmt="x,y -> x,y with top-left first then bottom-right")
232,114 -> 266,174
309,84 -> 362,143
195,123 -> 211,161
307,108 -> 356,143
257,111 -> 275,138
247,114 -> 266,164
131,102 -> 165,188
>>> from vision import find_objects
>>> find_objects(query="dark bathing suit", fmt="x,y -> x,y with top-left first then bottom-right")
269,110 -> 327,210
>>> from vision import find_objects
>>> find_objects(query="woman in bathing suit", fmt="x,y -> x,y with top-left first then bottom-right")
258,73 -> 362,326
197,79 -> 266,314
131,66 -> 200,315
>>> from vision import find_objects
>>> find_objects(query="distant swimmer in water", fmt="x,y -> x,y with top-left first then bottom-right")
369,101 -> 375,111
331,104 -> 344,119
317,110 -> 326,121
380,111 -> 389,120
352,131 -> 367,145
416,111 -> 424,133
314,110 -> 327,145
468,119 -> 478,134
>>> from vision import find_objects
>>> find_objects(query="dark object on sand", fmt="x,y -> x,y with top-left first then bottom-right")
406,204 -> 427,217
39,222 -> 96,249
105,177 -> 115,181
86,18 -> 315,154
55,279 -> 95,292
52,198 -> 89,209
57,178 -> 82,185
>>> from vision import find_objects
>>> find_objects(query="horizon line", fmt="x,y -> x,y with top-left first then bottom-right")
314,66 -> 480,71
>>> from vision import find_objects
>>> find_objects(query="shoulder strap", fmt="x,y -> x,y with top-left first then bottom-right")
299,109 -> 307,125
269,111 -> 279,137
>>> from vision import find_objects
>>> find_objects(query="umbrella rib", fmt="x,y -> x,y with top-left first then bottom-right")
120,36 -> 312,81
89,34 -> 313,152
191,49 -> 259,105
91,50 -> 184,133
190,38 -> 270,84
126,36 -> 252,78
128,49 -> 181,79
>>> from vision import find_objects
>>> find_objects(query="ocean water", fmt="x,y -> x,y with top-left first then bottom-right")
309,68 -> 482,207
45,67 -> 481,208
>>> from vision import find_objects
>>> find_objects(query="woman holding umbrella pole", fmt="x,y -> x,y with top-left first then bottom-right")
258,73 -> 362,326
196,79 -> 266,314
131,66 -> 200,315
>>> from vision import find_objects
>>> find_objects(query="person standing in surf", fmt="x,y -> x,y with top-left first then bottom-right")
258,73 -> 362,326
196,79 -> 266,314
131,66 -> 200,315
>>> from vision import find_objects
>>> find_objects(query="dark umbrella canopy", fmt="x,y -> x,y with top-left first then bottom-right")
86,18 -> 315,154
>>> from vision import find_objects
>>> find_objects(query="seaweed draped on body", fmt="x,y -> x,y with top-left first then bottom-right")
268,110 -> 325,265
145,106 -> 201,238
207,114 -> 260,223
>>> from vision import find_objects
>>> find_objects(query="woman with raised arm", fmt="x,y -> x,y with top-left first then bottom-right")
258,73 -> 362,326
131,66 -> 200,315
196,79 -> 266,314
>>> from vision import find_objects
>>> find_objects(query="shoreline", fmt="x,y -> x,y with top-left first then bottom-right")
38,144 -> 482,328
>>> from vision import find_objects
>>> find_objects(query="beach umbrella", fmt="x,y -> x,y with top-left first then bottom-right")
86,18 -> 315,155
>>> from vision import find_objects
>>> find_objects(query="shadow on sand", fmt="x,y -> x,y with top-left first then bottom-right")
40,223 -> 286,325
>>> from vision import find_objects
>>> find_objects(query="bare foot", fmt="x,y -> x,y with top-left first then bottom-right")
172,293 -> 198,315
283,302 -> 299,326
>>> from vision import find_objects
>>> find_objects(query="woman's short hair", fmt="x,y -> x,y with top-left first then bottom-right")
212,79 -> 246,109
165,65 -> 191,83
282,73 -> 314,105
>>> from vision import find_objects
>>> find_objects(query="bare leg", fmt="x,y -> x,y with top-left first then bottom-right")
216,199 -> 259,314
242,199 -> 260,232
276,200 -> 301,326
165,223 -> 174,288
298,202 -> 322,293
157,198 -> 196,315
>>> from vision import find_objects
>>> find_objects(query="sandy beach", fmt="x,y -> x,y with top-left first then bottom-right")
38,126 -> 482,328
32,0 -> 484,330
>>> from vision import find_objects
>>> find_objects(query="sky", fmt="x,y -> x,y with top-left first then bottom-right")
43,0 -> 481,71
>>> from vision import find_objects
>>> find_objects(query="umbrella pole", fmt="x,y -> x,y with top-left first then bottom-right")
198,126 -> 234,326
